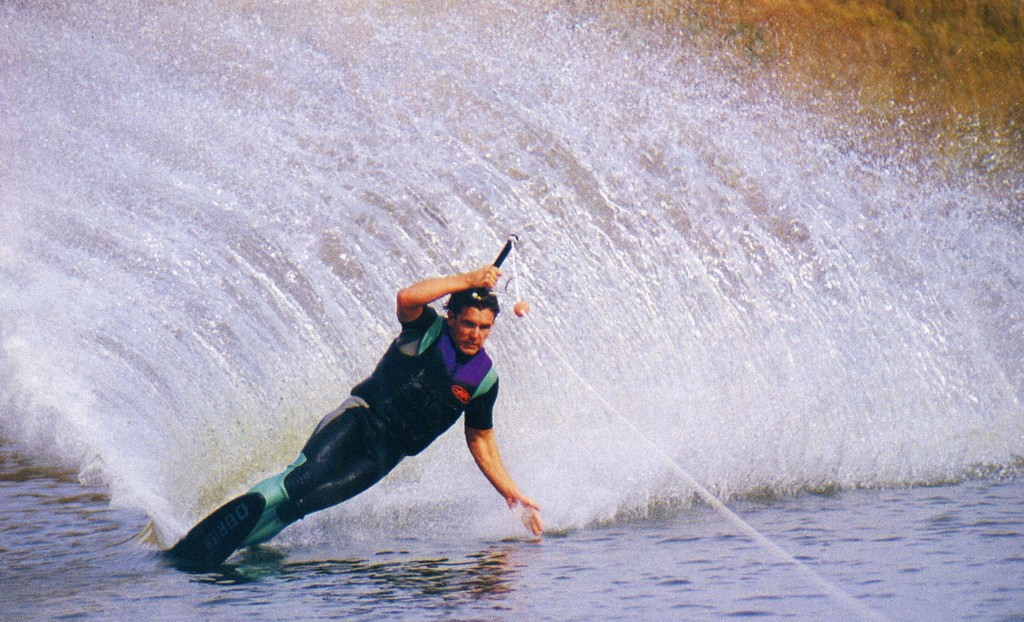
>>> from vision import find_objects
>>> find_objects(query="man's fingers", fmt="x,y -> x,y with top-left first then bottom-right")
476,265 -> 501,289
510,497 -> 544,534
523,509 -> 544,536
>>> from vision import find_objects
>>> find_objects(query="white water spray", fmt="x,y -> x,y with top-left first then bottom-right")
1,1 -> 1021,555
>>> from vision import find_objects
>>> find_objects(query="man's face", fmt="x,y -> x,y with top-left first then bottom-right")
447,306 -> 495,356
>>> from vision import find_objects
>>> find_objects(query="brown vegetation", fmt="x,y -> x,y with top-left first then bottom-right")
618,0 -> 1024,179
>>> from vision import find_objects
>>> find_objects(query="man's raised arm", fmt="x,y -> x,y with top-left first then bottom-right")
396,265 -> 502,322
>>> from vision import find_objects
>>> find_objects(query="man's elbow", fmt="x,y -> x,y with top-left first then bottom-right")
396,290 -> 423,321
396,289 -> 414,311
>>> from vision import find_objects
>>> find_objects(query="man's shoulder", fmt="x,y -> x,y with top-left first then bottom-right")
400,305 -> 440,331
393,306 -> 443,356
472,366 -> 498,399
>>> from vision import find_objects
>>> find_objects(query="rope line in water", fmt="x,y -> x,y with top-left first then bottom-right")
505,240 -> 887,622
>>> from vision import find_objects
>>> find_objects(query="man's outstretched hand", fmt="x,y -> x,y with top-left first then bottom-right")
509,495 -> 543,537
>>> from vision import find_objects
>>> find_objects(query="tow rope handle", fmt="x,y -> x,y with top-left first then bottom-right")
492,235 -> 519,268
492,235 -> 530,317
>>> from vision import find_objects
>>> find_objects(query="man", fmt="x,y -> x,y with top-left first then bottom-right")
240,263 -> 543,545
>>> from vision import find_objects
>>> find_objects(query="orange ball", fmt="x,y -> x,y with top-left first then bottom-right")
513,300 -> 531,317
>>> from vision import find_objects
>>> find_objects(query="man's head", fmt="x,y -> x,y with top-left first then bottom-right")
445,288 -> 500,356
445,288 -> 501,318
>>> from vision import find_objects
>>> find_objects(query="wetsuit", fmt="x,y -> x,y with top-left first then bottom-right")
243,306 -> 498,544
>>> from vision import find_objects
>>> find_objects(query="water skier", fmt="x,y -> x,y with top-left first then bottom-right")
237,264 -> 543,546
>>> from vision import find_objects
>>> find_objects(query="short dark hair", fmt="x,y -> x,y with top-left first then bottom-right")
445,288 -> 501,318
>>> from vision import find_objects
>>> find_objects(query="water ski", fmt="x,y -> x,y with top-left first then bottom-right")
165,492 -> 265,571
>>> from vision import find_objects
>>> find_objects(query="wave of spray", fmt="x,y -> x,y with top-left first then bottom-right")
1,1 -> 1021,541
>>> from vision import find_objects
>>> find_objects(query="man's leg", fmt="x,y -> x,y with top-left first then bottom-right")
243,397 -> 401,545
278,398 -> 402,521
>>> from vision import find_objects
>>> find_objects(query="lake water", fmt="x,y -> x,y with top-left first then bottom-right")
2,440 -> 1021,621
2,2 -> 1022,620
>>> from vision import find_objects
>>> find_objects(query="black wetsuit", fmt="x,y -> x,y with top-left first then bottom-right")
275,306 -> 498,523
